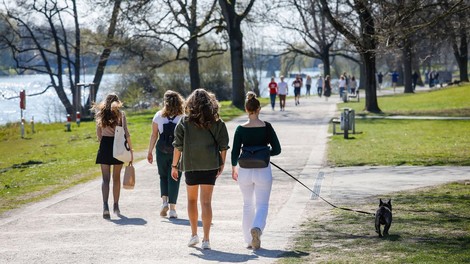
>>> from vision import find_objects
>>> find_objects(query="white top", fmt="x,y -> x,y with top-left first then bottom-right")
152,110 -> 183,132
338,79 -> 346,88
317,78 -> 323,87
277,81 -> 288,95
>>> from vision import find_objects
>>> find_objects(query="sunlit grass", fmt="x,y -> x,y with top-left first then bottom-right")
277,182 -> 470,264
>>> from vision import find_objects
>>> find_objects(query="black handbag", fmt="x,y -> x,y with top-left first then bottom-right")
238,146 -> 270,168
238,122 -> 272,169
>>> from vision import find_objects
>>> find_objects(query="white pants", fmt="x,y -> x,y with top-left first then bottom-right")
237,165 -> 273,244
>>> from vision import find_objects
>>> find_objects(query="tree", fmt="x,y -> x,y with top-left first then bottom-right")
1,0 -> 83,119
272,0 -> 342,78
88,0 -> 122,113
124,0 -> 226,92
443,1 -> 469,82
218,0 -> 256,109
319,0 -> 381,112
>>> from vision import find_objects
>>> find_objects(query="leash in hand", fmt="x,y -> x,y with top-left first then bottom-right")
270,161 -> 375,216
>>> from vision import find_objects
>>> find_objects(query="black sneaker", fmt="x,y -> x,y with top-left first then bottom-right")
103,203 -> 110,219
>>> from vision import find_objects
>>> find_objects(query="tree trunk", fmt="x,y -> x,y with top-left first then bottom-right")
454,28 -> 469,82
403,39 -> 414,93
188,37 -> 201,91
321,46 -> 331,77
362,53 -> 381,113
229,30 -> 246,109
89,0 -> 122,108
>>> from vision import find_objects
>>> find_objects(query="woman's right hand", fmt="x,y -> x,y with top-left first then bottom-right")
147,152 -> 153,164
231,166 -> 238,181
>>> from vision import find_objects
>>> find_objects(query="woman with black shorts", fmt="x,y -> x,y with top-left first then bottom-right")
94,93 -> 133,219
171,89 -> 229,250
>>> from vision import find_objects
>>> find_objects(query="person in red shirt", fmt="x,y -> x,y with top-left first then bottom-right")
268,77 -> 278,110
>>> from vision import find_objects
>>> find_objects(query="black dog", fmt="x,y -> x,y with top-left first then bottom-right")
375,199 -> 392,237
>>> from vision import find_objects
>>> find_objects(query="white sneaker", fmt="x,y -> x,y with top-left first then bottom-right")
160,202 -> 169,217
251,227 -> 262,250
169,210 -> 178,218
188,235 -> 199,247
201,240 -> 211,250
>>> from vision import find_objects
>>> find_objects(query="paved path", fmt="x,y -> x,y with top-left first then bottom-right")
1,94 -> 468,264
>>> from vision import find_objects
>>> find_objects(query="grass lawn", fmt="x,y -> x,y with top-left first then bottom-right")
277,181 -> 470,264
329,84 -> 470,166
340,85 -> 470,116
328,119 -> 470,166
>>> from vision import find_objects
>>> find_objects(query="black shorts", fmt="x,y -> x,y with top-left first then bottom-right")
185,169 -> 218,186
294,87 -> 301,96
95,136 -> 124,165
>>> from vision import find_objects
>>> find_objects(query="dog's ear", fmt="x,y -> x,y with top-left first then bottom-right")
388,199 -> 392,210
379,199 -> 383,206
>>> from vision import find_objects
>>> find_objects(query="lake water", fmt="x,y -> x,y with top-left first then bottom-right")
0,74 -> 119,125
0,70 -> 321,125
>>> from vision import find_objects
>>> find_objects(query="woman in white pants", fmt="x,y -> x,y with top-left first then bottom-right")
231,92 -> 281,249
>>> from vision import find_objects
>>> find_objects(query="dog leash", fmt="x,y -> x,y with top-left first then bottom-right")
270,161 -> 375,216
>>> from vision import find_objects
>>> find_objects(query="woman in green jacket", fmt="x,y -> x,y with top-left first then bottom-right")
171,88 -> 229,250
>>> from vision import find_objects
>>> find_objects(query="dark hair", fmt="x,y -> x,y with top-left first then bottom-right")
185,88 -> 220,129
245,91 -> 260,114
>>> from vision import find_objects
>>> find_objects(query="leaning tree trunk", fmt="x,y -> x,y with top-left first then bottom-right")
88,0 -> 122,110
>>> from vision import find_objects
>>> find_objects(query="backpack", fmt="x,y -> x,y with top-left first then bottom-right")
156,116 -> 176,154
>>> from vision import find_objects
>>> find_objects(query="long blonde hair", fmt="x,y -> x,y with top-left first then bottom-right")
184,88 -> 219,129
161,90 -> 184,118
93,93 -> 122,128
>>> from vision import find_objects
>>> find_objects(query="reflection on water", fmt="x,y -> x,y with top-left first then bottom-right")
0,74 -> 119,125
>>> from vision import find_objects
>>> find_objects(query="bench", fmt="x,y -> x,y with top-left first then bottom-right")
331,118 -> 341,134
347,90 -> 360,102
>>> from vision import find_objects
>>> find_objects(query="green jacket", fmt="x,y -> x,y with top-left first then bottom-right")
173,117 -> 229,172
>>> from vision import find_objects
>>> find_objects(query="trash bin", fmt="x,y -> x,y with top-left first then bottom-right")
340,108 -> 351,130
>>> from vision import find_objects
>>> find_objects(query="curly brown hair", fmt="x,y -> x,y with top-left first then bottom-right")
93,93 -> 122,128
184,88 -> 220,129
161,90 -> 184,118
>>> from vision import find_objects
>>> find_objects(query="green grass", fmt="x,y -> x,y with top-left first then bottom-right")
0,98 -> 267,214
329,84 -> 470,166
328,119 -> 470,166
340,84 -> 470,116
277,181 -> 470,264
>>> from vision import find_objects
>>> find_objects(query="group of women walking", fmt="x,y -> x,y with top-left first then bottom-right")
93,88 -> 281,250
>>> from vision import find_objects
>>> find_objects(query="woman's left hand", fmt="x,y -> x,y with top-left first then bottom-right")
171,167 -> 179,181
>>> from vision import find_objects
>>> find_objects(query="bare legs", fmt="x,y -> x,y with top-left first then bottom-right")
186,184 -> 214,242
